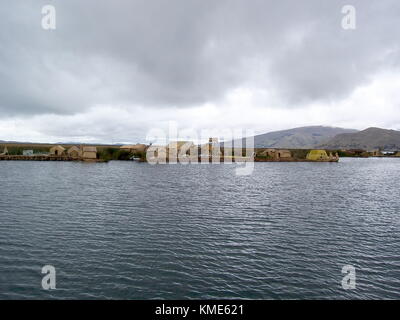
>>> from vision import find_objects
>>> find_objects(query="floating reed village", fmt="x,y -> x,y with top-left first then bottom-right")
4,136 -> 397,164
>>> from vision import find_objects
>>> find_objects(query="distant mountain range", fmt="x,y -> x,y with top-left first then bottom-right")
233,126 -> 400,150
2,126 -> 400,150
319,127 -> 400,151
247,126 -> 358,149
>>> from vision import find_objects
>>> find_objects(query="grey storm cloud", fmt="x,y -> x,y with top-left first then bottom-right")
0,0 -> 399,116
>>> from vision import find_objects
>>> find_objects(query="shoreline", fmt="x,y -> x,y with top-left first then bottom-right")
0,155 -> 107,163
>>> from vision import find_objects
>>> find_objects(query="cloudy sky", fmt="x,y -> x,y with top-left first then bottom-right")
0,0 -> 399,143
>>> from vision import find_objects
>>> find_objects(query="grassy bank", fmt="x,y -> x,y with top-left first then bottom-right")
97,147 -> 147,161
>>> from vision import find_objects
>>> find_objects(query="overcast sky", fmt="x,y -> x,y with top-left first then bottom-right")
0,0 -> 399,143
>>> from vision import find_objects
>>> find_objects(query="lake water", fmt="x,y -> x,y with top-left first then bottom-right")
0,158 -> 399,299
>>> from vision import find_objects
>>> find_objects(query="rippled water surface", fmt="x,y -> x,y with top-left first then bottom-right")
0,158 -> 400,299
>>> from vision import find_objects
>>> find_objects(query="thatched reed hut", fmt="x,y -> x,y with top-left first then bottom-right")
306,150 -> 329,161
67,146 -> 81,158
82,146 -> 97,159
258,148 -> 292,160
49,145 -> 66,156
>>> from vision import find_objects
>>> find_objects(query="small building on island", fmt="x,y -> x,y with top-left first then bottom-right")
275,149 -> 292,159
371,149 -> 382,157
382,150 -> 397,156
306,150 -> 339,161
258,148 -> 292,160
49,145 -> 66,156
82,146 -> 97,160
67,146 -> 81,159
306,150 -> 329,161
